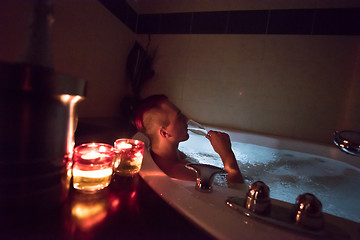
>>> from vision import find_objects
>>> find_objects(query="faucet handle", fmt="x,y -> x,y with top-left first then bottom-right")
293,193 -> 324,229
185,163 -> 227,193
245,181 -> 271,214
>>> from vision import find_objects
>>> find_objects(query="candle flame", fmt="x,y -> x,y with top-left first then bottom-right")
116,142 -> 133,150
81,151 -> 102,160
99,145 -> 108,152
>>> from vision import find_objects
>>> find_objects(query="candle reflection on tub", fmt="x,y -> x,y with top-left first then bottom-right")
69,190 -> 120,231
72,143 -> 114,192
71,200 -> 107,230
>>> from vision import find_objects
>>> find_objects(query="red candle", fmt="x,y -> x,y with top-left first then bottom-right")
113,139 -> 145,176
72,143 -> 114,192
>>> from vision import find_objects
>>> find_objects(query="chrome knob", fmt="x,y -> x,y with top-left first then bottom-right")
245,181 -> 271,214
293,193 -> 324,229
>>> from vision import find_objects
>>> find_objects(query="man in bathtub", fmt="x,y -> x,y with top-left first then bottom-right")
134,94 -> 244,185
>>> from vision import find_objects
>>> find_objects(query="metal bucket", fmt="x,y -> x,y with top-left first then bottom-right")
0,61 -> 86,213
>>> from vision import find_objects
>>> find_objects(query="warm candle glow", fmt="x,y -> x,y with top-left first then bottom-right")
71,201 -> 107,230
81,151 -> 102,160
72,143 -> 114,192
72,203 -> 104,219
99,145 -> 108,152
73,168 -> 113,192
113,139 -> 145,176
73,168 -> 113,178
116,142 -> 132,150
60,94 -> 83,159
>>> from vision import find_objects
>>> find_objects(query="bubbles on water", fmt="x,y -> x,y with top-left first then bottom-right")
179,131 -> 360,223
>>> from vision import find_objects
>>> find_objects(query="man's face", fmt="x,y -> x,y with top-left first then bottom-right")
162,101 -> 189,142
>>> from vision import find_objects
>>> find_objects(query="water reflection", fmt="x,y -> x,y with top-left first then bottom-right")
67,190 -> 110,232
65,175 -> 140,237
71,191 -> 109,230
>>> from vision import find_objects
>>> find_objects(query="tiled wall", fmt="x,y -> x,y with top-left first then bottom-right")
138,34 -> 359,144
137,8 -> 360,35
51,1 -> 136,118
101,0 -> 360,36
2,0 -> 138,119
101,0 -> 360,144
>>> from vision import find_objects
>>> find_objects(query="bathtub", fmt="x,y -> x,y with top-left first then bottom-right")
180,126 -> 360,222
135,128 -> 360,240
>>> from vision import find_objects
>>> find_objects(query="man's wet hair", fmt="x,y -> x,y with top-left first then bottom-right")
134,94 -> 168,131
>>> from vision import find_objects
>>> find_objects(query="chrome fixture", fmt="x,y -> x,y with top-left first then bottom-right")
245,181 -> 271,214
226,184 -> 349,237
293,193 -> 324,230
185,163 -> 227,192
334,130 -> 360,157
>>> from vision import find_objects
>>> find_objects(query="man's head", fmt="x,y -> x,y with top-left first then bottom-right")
135,95 -> 189,145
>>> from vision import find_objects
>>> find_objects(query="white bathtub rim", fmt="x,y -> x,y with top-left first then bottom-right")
133,132 -> 360,240
205,125 -> 360,169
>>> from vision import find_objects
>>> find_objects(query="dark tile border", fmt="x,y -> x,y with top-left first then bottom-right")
99,1 -> 360,35
191,11 -> 228,34
228,10 -> 268,34
313,8 -> 360,35
160,12 -> 192,34
268,9 -> 314,35
137,14 -> 161,34
99,0 -> 137,32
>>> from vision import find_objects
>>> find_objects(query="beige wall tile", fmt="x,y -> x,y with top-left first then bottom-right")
0,0 -> 135,119
211,103 -> 254,130
316,0 -> 360,8
142,33 -> 359,144
182,99 -> 217,125
51,0 -> 135,118
265,0 -> 317,9
129,0 -> 360,13
4,0 -> 358,143
0,0 -> 33,63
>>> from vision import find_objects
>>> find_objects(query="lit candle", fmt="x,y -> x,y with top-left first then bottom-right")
116,142 -> 133,150
72,143 -> 114,192
81,151 -> 102,160
113,139 -> 145,176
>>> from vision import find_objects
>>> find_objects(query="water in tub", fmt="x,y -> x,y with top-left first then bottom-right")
179,131 -> 360,223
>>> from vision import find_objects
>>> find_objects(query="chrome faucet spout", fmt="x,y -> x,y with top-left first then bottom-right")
186,163 -> 227,192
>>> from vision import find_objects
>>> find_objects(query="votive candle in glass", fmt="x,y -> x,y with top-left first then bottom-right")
113,139 -> 145,176
72,143 -> 114,192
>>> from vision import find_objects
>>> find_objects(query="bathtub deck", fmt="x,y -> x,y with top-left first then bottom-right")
0,118 -> 214,240
139,139 -> 360,240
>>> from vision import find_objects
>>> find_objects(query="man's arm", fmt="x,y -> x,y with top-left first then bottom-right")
206,130 -> 244,183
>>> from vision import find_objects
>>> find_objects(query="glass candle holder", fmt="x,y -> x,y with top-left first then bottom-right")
113,139 -> 145,176
72,143 -> 114,192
